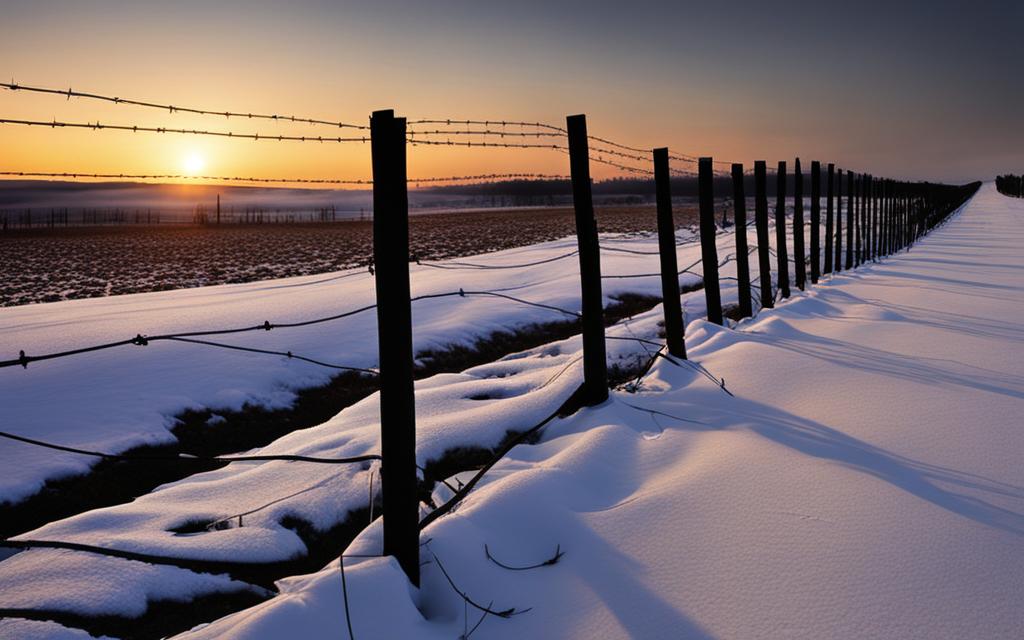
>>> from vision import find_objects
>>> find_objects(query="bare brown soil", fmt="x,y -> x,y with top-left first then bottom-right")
0,205 -> 699,306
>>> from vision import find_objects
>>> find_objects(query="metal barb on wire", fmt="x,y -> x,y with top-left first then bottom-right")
0,118 -> 370,143
0,429 -> 381,465
1,81 -> 369,130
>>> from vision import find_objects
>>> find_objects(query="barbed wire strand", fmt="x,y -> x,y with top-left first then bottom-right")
407,118 -> 565,133
1,289 -> 580,370
0,118 -> 369,142
0,81 -> 368,130
0,429 -> 380,465
0,171 -> 570,186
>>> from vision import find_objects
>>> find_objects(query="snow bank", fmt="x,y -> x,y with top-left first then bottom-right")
0,226 -> 710,503
176,183 -> 1023,639
0,212 -> 776,504
0,548 -> 260,618
0,618 -> 112,640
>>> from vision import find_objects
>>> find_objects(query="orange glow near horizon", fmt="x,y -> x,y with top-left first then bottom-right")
1,2 -> 1018,187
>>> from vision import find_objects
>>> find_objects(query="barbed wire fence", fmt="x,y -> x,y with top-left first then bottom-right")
0,81 -> 982,637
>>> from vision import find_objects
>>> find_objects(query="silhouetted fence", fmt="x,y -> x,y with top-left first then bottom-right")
1,85 -> 983,590
995,174 -> 1023,197
355,110 -> 981,584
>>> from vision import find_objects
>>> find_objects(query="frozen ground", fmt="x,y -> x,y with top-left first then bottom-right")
0,210 -> 725,504
169,182 -> 1022,639
2,183 -> 1018,639
0,204 -> 702,307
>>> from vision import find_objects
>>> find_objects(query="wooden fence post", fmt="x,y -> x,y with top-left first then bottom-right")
775,161 -> 791,299
754,161 -> 774,309
731,163 -> 752,318
868,175 -> 876,260
871,176 -> 879,259
370,109 -> 419,587
810,160 -> 821,283
698,158 -> 723,324
654,148 -> 686,358
887,180 -> 894,254
566,114 -> 608,404
845,170 -> 854,269
855,174 -> 863,266
793,158 -> 806,290
834,167 -> 843,272
824,163 -> 834,274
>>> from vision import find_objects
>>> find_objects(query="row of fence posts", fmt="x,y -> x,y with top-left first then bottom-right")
995,174 -> 1024,197
367,109 -> 979,585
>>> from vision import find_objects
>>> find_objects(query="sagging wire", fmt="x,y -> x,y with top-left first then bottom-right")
0,118 -> 369,142
1,81 -> 369,129
1,289 -> 580,370
429,548 -> 533,619
0,429 -> 381,465
484,544 -> 564,571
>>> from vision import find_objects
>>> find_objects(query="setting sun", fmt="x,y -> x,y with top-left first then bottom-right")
182,152 -> 205,175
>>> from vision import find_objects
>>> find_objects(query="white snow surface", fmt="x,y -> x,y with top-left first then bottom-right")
0,548 -> 260,618
0,618 -> 112,640
1,221 -> 736,504
172,183 -> 1024,639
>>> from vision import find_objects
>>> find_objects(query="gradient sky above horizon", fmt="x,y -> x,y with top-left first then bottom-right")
2,0 -> 1022,185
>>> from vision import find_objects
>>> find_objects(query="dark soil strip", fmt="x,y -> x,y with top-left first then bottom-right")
1,293 -> 664,539
1,205 -> 703,306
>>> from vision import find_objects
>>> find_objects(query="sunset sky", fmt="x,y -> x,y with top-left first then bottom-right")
2,0 -> 1022,185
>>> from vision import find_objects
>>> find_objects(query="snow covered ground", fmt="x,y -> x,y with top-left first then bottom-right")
168,182 -> 1021,639
1,219 -> 734,503
3,182 -> 1020,639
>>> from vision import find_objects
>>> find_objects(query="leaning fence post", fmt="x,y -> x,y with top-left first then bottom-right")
793,158 -> 806,290
698,158 -> 723,324
653,148 -> 686,358
731,163 -> 752,319
370,109 -> 419,586
754,161 -> 774,309
824,163 -> 834,274
810,160 -> 821,283
775,161 -> 790,299
566,114 -> 608,404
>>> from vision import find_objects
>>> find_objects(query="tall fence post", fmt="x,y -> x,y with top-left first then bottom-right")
834,167 -> 843,272
731,163 -> 752,319
566,114 -> 608,404
810,160 -> 821,283
867,175 -> 875,260
653,148 -> 686,358
824,163 -> 834,274
845,170 -> 854,269
793,158 -> 806,290
886,180 -> 894,254
775,161 -> 790,299
370,109 -> 419,587
871,176 -> 879,259
698,158 -> 723,324
754,161 -> 774,310
855,174 -> 863,266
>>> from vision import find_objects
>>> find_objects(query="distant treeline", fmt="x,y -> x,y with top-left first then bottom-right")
424,173 -> 833,199
995,174 -> 1023,197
